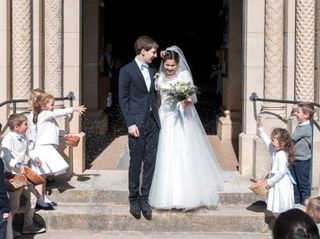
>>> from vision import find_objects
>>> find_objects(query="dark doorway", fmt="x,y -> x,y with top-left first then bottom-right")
103,0 -> 225,97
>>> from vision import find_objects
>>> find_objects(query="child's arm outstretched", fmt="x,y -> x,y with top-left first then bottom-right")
73,105 -> 86,115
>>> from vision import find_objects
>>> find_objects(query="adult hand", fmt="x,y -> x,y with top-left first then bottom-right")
128,125 -> 140,137
180,98 -> 192,108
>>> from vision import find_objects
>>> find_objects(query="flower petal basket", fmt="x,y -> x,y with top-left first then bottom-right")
64,134 -> 80,147
5,173 -> 27,192
249,180 -> 269,196
22,166 -> 45,185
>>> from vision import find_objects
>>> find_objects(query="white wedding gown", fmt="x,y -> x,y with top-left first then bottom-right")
149,70 -> 230,210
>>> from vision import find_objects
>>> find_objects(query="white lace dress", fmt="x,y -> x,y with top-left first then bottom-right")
149,70 -> 230,210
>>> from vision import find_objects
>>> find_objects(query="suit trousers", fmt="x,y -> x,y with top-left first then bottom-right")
128,111 -> 160,204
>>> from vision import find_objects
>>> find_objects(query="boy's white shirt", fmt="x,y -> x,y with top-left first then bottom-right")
0,131 -> 36,174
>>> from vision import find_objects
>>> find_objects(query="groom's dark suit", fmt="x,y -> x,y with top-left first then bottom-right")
118,60 -> 160,219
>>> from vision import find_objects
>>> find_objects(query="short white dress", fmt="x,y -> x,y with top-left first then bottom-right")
259,128 -> 294,213
149,70 -> 230,210
31,109 -> 71,176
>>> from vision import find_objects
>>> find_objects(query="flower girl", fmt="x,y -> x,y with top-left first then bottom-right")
31,93 -> 86,207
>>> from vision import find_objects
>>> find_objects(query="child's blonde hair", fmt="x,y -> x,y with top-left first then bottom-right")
7,113 -> 27,131
271,128 -> 295,164
297,102 -> 315,119
33,93 -> 55,124
305,196 -> 320,224
28,88 -> 45,111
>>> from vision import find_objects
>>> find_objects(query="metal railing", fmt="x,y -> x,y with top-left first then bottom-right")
250,92 -> 320,108
0,91 -> 75,114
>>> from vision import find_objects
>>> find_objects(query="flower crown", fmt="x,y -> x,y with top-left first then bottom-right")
160,50 -> 171,59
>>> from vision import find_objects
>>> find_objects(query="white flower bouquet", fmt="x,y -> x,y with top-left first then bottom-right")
161,81 -> 199,101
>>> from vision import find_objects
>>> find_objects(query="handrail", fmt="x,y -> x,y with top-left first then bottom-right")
0,91 -> 75,113
250,92 -> 320,108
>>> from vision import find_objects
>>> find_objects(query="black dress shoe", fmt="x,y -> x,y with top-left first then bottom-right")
130,202 -> 141,219
141,202 -> 152,220
36,203 -> 54,210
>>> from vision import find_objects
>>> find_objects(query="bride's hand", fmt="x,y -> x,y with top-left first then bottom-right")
180,98 -> 192,108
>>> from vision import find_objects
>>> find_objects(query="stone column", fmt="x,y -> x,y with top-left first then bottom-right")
295,0 -> 315,101
217,0 -> 243,143
44,0 -> 63,96
239,0 -> 265,177
12,0 -> 32,99
0,1 -> 10,123
261,0 -> 285,117
297,0 -> 319,188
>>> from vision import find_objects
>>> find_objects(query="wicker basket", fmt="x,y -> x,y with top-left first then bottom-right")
64,134 -> 80,147
22,166 -> 45,185
5,173 -> 27,192
249,180 -> 269,196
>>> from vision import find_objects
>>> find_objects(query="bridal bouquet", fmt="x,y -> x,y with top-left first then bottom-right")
162,81 -> 199,101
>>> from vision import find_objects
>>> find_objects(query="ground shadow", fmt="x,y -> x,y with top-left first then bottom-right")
246,200 -> 276,230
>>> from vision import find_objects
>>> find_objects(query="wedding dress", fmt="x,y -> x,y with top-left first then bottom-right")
149,67 -> 230,210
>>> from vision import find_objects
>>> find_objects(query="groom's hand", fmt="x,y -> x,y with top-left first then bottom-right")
128,125 -> 140,137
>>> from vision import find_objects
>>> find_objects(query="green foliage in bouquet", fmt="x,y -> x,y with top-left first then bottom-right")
161,81 -> 200,101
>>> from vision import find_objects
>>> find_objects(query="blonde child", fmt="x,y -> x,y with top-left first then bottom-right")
257,122 -> 295,215
26,89 -> 52,210
1,113 -> 45,236
31,93 -> 86,207
304,196 -> 320,234
290,102 -> 315,206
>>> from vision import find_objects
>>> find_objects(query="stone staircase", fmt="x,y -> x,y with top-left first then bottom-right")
15,135 -> 273,238
16,170 -> 272,238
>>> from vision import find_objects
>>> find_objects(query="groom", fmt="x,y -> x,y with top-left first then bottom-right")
118,35 -> 161,220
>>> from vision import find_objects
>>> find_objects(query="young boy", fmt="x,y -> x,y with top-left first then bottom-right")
0,113 -> 45,236
290,102 -> 315,206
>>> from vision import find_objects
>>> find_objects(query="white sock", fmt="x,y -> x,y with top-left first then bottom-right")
44,195 -> 52,203
37,198 -> 48,206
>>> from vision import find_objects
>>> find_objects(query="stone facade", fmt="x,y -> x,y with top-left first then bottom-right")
0,0 -> 84,175
1,0 -> 320,187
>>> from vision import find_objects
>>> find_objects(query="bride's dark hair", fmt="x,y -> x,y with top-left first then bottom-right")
162,50 -> 180,65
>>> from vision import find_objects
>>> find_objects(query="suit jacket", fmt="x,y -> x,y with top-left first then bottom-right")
0,158 -> 10,213
118,60 -> 160,130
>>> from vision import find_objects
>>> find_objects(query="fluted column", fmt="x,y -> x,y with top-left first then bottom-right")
12,0 -> 32,99
262,0 -> 284,114
295,0 -> 315,101
44,0 -> 63,97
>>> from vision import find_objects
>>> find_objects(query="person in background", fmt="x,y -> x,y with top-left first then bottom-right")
272,208 -> 320,239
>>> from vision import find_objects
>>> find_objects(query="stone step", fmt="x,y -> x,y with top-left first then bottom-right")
47,170 -> 263,205
17,203 -> 272,233
19,230 -> 271,239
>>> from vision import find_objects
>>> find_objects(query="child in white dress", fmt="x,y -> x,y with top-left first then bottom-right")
257,122 -> 295,215
26,88 -> 53,209
31,93 -> 86,207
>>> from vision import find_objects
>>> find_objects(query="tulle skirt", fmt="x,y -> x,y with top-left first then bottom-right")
149,103 -> 230,210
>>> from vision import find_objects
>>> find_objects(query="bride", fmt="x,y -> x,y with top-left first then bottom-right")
149,45 -> 230,210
